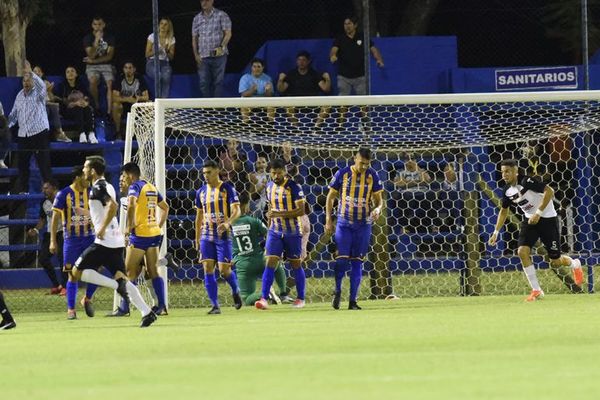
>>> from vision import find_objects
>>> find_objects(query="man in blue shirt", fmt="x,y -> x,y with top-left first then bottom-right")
7,60 -> 52,193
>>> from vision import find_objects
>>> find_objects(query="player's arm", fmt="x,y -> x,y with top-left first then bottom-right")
97,197 -> 118,240
157,200 -> 169,230
325,188 -> 338,234
49,209 -> 62,255
194,207 -> 203,251
529,186 -> 554,225
268,199 -> 306,219
488,207 -> 509,246
126,195 -> 137,235
218,203 -> 241,235
370,190 -> 384,222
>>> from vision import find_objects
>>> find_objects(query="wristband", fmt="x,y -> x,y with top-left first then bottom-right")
535,209 -> 543,216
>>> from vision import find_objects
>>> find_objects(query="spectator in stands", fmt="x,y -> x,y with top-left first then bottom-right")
7,60 -> 52,193
83,16 -> 115,115
55,66 -> 97,144
146,17 -> 176,98
393,156 -> 433,233
277,50 -> 331,126
273,142 -> 302,183
0,102 -> 8,169
218,139 -> 249,186
192,0 -> 232,98
112,62 -> 150,140
248,155 -> 269,219
32,66 -> 71,143
442,162 -> 458,191
330,16 -> 384,95
26,179 -> 66,295
239,58 -> 274,121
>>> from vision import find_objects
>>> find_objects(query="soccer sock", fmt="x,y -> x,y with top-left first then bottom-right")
334,258 -> 350,294
152,277 -> 166,307
204,273 -> 219,307
349,259 -> 363,302
260,267 -> 276,300
523,265 -> 542,291
80,269 -> 118,290
223,270 -> 240,294
66,281 -> 78,310
0,291 -> 14,322
294,267 -> 306,300
563,256 -> 577,269
119,281 -> 133,313
85,283 -> 98,300
274,264 -> 288,295
125,281 -> 151,316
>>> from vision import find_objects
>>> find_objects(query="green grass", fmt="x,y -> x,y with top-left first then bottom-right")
2,295 -> 599,400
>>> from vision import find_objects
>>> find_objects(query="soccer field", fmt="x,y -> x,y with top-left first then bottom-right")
2,295 -> 599,400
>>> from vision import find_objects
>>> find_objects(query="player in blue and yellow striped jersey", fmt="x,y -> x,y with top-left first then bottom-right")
50,166 -> 97,319
120,162 -> 170,315
195,160 -> 242,314
255,158 -> 307,310
325,147 -> 384,310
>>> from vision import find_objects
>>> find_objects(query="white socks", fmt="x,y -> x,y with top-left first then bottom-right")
523,265 -> 542,291
81,269 -> 117,290
126,281 -> 152,316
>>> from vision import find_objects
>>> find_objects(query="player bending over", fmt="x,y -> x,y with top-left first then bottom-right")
325,147 -> 384,310
488,159 -> 583,301
195,160 -> 243,314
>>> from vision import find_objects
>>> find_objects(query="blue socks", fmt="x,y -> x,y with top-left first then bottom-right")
204,273 -> 219,306
85,283 -> 98,300
152,277 -> 166,307
66,281 -> 78,310
294,267 -> 306,300
261,267 -> 275,299
349,259 -> 363,302
334,258 -> 350,294
224,271 -> 239,295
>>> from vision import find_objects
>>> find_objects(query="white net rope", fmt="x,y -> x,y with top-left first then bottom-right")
128,94 -> 600,308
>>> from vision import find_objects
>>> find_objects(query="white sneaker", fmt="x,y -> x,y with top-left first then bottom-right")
268,287 -> 282,305
0,160 -> 7,169
88,132 -> 98,144
56,131 -> 72,142
79,132 -> 87,143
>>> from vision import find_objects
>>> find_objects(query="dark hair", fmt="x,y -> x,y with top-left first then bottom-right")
44,178 -> 59,188
202,160 -> 219,169
345,16 -> 359,25
92,15 -> 105,22
86,155 -> 106,176
122,60 -> 136,69
500,159 -> 518,168
269,159 -> 286,170
238,191 -> 251,206
357,147 -> 372,160
121,162 -> 141,177
296,50 -> 311,60
250,57 -> 265,67
71,165 -> 84,182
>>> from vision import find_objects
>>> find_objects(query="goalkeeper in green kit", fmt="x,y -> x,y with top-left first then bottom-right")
232,192 -> 291,305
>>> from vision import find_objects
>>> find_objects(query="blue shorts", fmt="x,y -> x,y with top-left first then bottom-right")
129,234 -> 163,251
63,236 -> 95,266
265,230 -> 302,260
335,222 -> 372,259
200,239 -> 232,263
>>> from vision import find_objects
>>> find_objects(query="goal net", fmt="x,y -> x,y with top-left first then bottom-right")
126,92 -> 600,308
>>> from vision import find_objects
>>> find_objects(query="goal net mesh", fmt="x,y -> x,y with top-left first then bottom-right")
127,94 -> 600,308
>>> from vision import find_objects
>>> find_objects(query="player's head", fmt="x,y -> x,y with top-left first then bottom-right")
500,159 -> 519,185
238,191 -> 251,214
344,16 -> 359,35
120,162 -> 140,188
296,50 -> 311,70
354,147 -> 372,173
84,156 -> 106,181
250,58 -> 265,77
269,159 -> 287,185
202,160 -> 220,184
71,165 -> 88,188
91,16 -> 106,32
42,178 -> 59,199
255,156 -> 267,172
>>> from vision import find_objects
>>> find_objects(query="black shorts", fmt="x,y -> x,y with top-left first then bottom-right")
74,243 -> 126,275
518,217 -> 561,259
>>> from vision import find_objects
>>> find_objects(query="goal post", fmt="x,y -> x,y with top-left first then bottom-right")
125,91 -> 600,308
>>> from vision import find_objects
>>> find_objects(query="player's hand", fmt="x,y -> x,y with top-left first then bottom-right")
96,228 -> 106,240
217,222 -> 230,235
370,207 -> 382,222
488,232 -> 498,246
528,214 -> 540,225
325,219 -> 334,235
49,240 -> 57,255
330,55 -> 337,63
